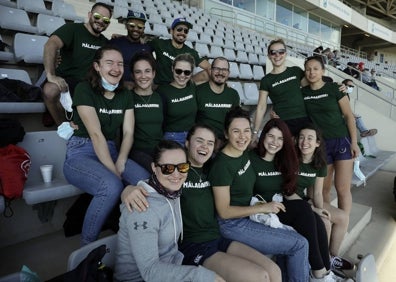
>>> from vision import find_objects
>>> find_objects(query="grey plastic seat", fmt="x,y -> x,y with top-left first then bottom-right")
227,81 -> 245,104
248,53 -> 259,65
37,14 -> 65,36
199,33 -> 212,45
239,63 -> 253,79
253,65 -> 265,80
0,0 -> 16,8
210,45 -> 224,58
224,48 -> 236,61
0,67 -> 31,84
0,6 -> 38,34
243,82 -> 259,105
212,36 -> 223,47
149,23 -> 170,38
228,62 -> 240,79
236,51 -> 249,63
187,29 -> 199,43
52,1 -> 84,22
195,42 -> 210,58
14,33 -> 48,64
17,0 -> 52,15
0,35 -> 14,62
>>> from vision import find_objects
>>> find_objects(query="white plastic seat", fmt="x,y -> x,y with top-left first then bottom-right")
214,30 -> 224,39
192,24 -> 204,35
224,48 -> 236,61
37,14 -> 65,36
0,67 -> 31,84
14,33 -> 48,64
243,82 -> 259,105
199,33 -> 212,45
239,63 -> 253,80
149,23 -> 170,38
224,38 -> 235,50
114,0 -> 129,8
17,0 -> 52,15
113,5 -> 128,19
187,29 -> 199,42
67,234 -> 118,271
245,44 -> 254,53
204,26 -> 215,37
227,81 -> 245,104
236,51 -> 249,63
258,54 -> 267,65
253,65 -> 265,80
228,62 -> 240,79
212,36 -> 223,47
235,41 -> 245,51
0,0 -> 16,8
148,13 -> 163,25
210,45 -> 224,58
52,1 -> 84,22
254,45 -> 263,55
195,42 -> 210,58
248,53 -> 259,65
0,6 -> 38,34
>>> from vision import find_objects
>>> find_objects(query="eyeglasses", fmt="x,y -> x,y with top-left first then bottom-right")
93,12 -> 111,24
269,49 -> 286,56
174,68 -> 192,76
127,22 -> 145,30
211,67 -> 229,73
175,27 -> 189,34
156,162 -> 190,175
347,85 -> 354,88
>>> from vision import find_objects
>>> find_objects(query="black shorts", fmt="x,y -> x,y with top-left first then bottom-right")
284,116 -> 312,137
179,237 -> 233,266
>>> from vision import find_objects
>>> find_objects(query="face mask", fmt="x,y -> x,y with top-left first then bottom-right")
101,77 -> 119,92
57,122 -> 74,140
347,86 -> 354,94
60,90 -> 73,112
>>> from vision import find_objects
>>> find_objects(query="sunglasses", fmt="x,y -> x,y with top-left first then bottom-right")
93,12 -> 111,24
156,162 -> 190,175
127,22 -> 145,30
174,68 -> 192,76
211,67 -> 229,73
269,49 -> 286,56
175,27 -> 189,34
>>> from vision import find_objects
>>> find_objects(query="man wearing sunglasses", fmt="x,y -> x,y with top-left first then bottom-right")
147,17 -> 211,85
42,2 -> 112,126
110,10 -> 153,89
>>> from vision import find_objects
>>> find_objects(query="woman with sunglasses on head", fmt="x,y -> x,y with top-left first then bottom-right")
209,106 -> 309,282
302,56 -> 359,225
252,38 -> 311,142
127,51 -> 164,179
63,46 -> 137,245
250,118 -> 341,281
157,53 -> 199,146
120,124 -> 281,281
116,139 -> 224,282
296,124 -> 351,272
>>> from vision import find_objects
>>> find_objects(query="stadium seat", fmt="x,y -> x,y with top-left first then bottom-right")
204,26 -> 215,37
243,82 -> 259,105
235,41 -> 245,51
52,1 -> 84,22
253,65 -> 265,80
184,40 -> 193,49
236,51 -> 249,63
258,54 -> 267,65
245,44 -> 254,53
114,0 -> 129,8
147,13 -> 163,25
248,53 -> 259,65
239,63 -> 253,80
0,6 -> 38,34
37,14 -> 65,36
228,62 -> 240,79
0,0 -> 16,8
67,234 -> 118,271
0,67 -> 31,84
0,35 -> 14,62
214,30 -> 225,39
200,33 -> 212,45
14,33 -> 48,64
195,42 -> 210,58
113,5 -> 128,19
224,38 -> 235,50
192,24 -> 204,35
224,48 -> 236,61
212,36 -> 224,47
187,29 -> 199,42
149,23 -> 170,38
209,45 -> 224,58
227,81 -> 245,104
17,0 -> 52,15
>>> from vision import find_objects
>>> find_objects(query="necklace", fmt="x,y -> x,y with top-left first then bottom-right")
189,167 -> 203,183
139,94 -> 152,104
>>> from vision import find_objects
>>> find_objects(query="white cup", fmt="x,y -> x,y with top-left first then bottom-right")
40,165 -> 54,183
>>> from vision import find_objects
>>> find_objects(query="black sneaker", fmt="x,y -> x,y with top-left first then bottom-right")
330,256 -> 355,270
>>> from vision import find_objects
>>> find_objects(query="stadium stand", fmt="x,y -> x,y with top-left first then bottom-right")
13,33 -> 48,64
0,35 -> 14,62
17,0 -> 53,16
37,14 -> 66,36
0,6 -> 38,34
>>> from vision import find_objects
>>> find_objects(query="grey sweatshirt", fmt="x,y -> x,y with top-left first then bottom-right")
114,180 -> 216,282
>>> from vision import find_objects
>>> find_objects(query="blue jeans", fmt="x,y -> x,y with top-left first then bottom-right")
63,136 -> 149,245
163,131 -> 188,146
218,217 -> 309,282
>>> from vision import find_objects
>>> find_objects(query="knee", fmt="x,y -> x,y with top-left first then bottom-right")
266,263 -> 282,282
43,83 -> 60,100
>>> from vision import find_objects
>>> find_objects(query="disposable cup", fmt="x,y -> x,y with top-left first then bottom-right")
40,165 -> 53,183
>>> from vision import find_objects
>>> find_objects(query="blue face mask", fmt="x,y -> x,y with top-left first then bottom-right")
101,77 -> 119,92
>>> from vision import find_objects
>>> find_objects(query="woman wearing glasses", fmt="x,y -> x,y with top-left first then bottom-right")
127,52 -> 164,179
157,53 -> 198,146
120,124 -> 281,281
252,38 -> 311,141
115,140 -> 223,282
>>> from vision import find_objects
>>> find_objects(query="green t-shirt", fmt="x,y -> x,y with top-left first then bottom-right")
208,151 -> 256,207
72,81 -> 134,140
132,91 -> 163,152
157,83 -> 197,132
302,82 -> 349,139
196,82 -> 240,138
148,38 -> 203,85
259,66 -> 307,120
249,151 -> 283,202
54,23 -> 108,80
296,162 -> 327,198
181,166 -> 220,243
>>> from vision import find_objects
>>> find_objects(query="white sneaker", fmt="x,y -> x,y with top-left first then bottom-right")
310,270 -> 351,282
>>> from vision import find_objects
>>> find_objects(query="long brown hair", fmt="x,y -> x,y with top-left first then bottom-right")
256,118 -> 298,196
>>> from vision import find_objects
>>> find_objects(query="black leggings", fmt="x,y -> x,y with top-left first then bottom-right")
278,199 -> 330,270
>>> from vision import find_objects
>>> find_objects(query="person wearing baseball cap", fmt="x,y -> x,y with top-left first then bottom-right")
147,17 -> 210,85
110,10 -> 153,88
